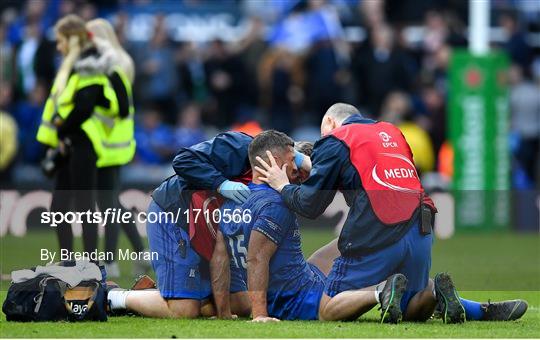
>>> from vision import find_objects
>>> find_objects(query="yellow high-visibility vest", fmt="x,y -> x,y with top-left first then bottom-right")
36,69 -> 135,168
36,73 -> 115,161
96,68 -> 136,168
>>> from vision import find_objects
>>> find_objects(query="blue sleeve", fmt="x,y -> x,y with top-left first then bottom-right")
172,132 -> 252,190
252,202 -> 294,245
281,136 -> 348,219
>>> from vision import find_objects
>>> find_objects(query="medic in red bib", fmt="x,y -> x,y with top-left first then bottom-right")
256,103 -> 438,323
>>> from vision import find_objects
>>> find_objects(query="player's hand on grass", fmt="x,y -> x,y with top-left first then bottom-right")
255,151 -> 290,192
251,316 -> 280,322
218,180 -> 251,203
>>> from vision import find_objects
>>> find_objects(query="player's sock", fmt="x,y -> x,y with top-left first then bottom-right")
108,289 -> 130,310
460,298 -> 484,320
374,282 -> 384,303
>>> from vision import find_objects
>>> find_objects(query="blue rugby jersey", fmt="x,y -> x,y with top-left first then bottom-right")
220,183 -> 325,320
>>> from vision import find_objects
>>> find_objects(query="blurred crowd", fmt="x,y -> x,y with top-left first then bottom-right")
1,0 -> 539,187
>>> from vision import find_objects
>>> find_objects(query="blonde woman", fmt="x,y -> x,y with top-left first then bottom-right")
36,14 -> 111,255
83,18 -> 134,83
85,18 -> 147,278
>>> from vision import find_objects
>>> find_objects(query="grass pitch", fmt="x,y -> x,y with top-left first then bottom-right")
1,230 -> 539,338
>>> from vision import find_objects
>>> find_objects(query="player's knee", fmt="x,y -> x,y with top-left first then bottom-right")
167,299 -> 200,319
318,309 -> 331,321
319,309 -> 343,321
319,304 -> 342,321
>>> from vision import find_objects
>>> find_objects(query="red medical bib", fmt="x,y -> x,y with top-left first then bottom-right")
331,122 -> 435,225
188,170 -> 252,261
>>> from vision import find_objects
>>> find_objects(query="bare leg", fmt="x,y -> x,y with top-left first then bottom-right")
403,279 -> 437,322
173,292 -> 251,318
230,291 -> 251,317
319,284 -> 380,321
123,289 -> 251,319
125,290 -> 200,318
307,238 -> 340,276
200,299 -> 216,317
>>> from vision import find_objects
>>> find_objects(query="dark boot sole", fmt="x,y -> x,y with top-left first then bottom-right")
435,273 -> 466,324
381,274 -> 408,324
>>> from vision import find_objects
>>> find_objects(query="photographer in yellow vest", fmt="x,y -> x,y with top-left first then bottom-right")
36,14 -> 115,256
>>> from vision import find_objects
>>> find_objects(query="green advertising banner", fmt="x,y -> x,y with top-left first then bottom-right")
448,49 -> 510,231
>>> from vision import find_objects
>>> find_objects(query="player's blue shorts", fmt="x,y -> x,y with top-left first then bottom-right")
229,263 -> 326,320
230,265 -> 247,294
268,263 -> 327,320
146,199 -> 211,300
325,220 -> 432,312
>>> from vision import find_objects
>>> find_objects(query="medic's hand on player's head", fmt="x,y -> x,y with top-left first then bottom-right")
255,150 -> 290,193
217,180 -> 251,204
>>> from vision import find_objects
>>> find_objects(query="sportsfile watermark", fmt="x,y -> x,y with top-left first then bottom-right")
40,207 -> 253,227
41,208 -> 177,227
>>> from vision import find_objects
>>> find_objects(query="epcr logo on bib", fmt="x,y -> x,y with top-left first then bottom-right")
379,132 -> 398,148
